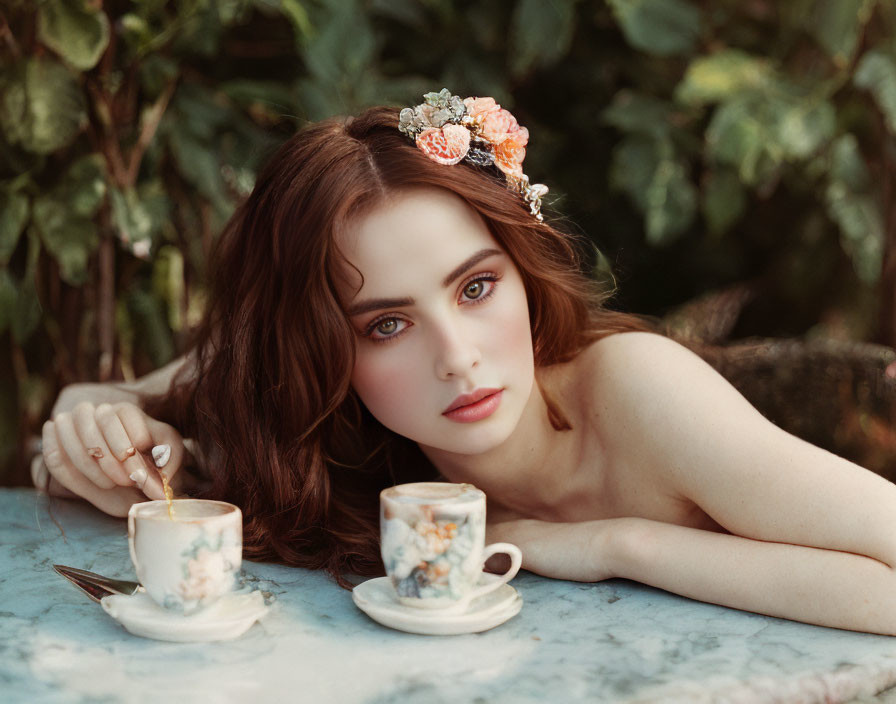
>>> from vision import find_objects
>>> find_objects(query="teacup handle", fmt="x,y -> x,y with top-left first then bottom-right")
467,542 -> 522,603
127,506 -> 140,576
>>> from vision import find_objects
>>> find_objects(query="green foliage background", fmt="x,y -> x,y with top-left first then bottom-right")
2,0 -> 895,484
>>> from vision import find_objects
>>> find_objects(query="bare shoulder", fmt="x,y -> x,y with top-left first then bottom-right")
578,331 -> 713,401
577,330 -> 767,453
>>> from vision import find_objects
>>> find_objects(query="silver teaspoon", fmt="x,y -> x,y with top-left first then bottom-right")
53,564 -> 141,603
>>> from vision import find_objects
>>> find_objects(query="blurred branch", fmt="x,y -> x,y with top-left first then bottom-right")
125,78 -> 178,187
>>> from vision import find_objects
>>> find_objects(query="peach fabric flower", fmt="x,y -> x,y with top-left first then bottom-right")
481,108 -> 527,145
416,124 -> 471,165
494,132 -> 528,175
463,96 -> 499,120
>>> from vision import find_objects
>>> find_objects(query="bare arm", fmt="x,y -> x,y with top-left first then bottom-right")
614,517 -> 896,635
52,352 -> 196,416
593,332 -> 896,635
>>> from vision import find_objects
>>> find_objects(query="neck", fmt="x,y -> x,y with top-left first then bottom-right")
418,369 -> 582,520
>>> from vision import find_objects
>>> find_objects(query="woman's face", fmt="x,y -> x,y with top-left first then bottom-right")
334,187 -> 535,456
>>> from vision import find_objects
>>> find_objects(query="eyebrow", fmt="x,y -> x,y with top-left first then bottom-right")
345,248 -> 504,317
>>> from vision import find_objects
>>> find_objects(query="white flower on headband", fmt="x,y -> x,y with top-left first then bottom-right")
398,89 -> 549,221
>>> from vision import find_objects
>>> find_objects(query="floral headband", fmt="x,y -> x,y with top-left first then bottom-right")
398,89 -> 549,222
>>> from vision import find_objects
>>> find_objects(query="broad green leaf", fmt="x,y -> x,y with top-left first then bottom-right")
109,186 -> 155,257
11,230 -> 43,344
773,97 -> 836,159
137,180 -> 174,243
0,58 -> 87,155
706,96 -> 780,185
168,130 -> 231,214
280,0 -> 314,40
702,169 -> 746,236
509,0 -> 578,77
219,80 -> 296,126
303,0 -> 375,91
172,2 -> 225,57
675,50 -> 773,107
18,373 -> 51,425
32,195 -> 99,285
609,135 -> 661,211
606,0 -> 701,56
602,90 -> 672,138
115,297 -> 135,382
609,135 -> 696,244
645,154 -> 698,245
220,80 -> 296,114
37,0 -> 111,71
139,55 -> 179,99
127,287 -> 175,367
855,49 -> 896,133
369,0 -> 427,29
295,76 -> 340,121
826,185 -> 883,284
825,132 -> 884,285
809,0 -> 876,67
152,245 -> 186,331
62,153 -> 107,218
169,83 -> 231,142
0,267 -> 16,333
829,133 -> 869,190
0,126 -> 45,178
0,186 -> 29,265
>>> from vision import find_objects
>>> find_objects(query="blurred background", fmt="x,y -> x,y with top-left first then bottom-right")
2,0 -> 896,486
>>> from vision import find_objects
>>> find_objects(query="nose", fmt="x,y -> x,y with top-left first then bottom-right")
433,315 -> 481,380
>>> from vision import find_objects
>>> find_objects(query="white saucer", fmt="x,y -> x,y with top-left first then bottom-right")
352,574 -> 522,635
101,588 -> 270,642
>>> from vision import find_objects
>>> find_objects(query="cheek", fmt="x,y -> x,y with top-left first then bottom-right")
487,281 -> 533,368
350,345 -> 419,423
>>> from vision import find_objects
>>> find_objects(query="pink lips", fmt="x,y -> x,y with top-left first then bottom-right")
442,388 -> 503,423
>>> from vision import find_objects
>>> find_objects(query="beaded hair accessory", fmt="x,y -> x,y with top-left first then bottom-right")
398,89 -> 549,222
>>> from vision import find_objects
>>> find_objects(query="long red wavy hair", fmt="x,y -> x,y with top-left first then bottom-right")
141,106 -> 657,588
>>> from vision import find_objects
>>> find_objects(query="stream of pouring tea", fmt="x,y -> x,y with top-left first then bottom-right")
161,472 -> 175,520
147,444 -> 175,520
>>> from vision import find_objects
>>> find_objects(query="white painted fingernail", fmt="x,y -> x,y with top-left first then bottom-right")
129,467 -> 148,487
151,444 -> 171,468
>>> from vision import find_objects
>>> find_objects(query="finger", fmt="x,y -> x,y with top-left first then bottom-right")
42,420 -> 147,516
41,420 -> 98,499
108,403 -> 174,500
116,404 -> 185,495
47,474 -> 80,499
120,405 -> 185,481
72,401 -> 131,487
92,403 -> 163,500
30,453 -> 50,492
31,453 -> 78,499
53,412 -> 116,490
94,402 -> 155,488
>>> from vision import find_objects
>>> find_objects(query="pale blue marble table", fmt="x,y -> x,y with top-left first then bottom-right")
4,487 -> 896,703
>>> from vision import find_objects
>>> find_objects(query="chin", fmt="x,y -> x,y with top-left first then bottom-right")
423,411 -> 520,457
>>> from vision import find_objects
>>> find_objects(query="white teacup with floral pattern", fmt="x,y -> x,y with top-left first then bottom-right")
127,499 -> 242,615
380,482 -> 522,613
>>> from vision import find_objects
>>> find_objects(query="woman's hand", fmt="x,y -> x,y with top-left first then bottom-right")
485,518 -> 621,582
31,398 -> 188,518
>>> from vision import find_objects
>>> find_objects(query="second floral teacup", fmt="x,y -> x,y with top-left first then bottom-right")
127,499 -> 242,615
380,482 -> 522,613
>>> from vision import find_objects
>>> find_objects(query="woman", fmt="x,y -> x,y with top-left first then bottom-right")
33,91 -> 896,635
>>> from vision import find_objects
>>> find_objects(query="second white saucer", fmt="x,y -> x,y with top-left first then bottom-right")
352,575 -> 522,635
101,588 -> 270,642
